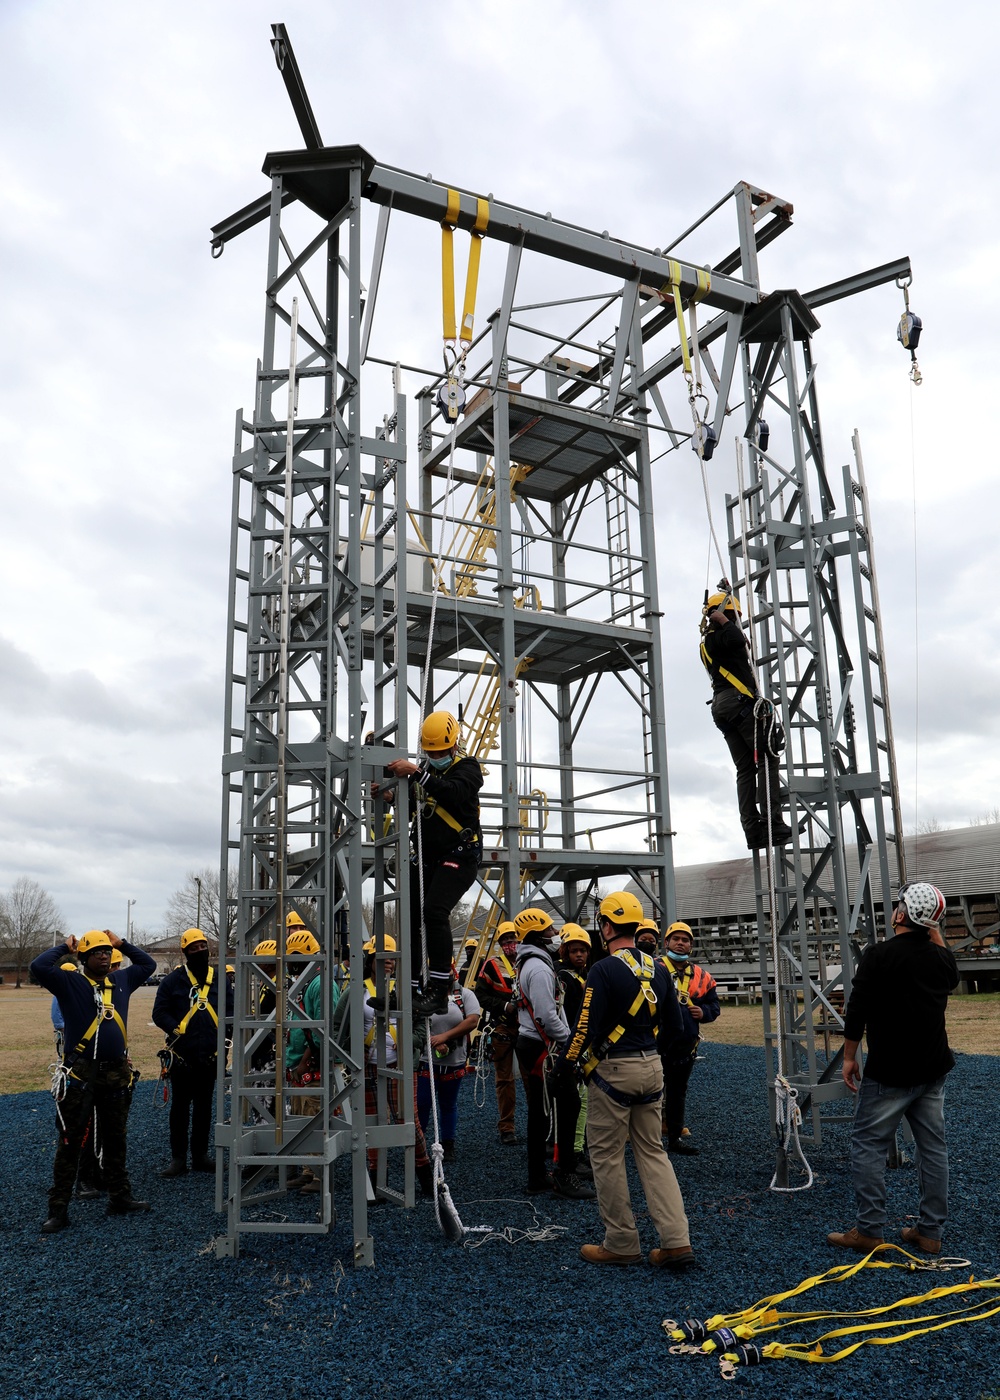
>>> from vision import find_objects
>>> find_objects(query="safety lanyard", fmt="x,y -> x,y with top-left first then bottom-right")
660,261 -> 713,457
364,978 -> 398,1047
439,189 -> 490,421
175,964 -> 217,1037
73,976 -> 127,1056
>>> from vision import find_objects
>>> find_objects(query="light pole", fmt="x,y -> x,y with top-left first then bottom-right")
194,876 -> 203,929
126,899 -> 136,941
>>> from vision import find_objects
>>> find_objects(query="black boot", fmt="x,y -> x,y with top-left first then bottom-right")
442,1139 -> 456,1163
41,1208 -> 70,1234
551,1168 -> 596,1200
160,1158 -> 188,1178
668,1139 -> 700,1156
416,1163 -> 435,1198
75,1181 -> 102,1200
411,983 -> 449,1018
107,1197 -> 152,1216
191,1156 -> 216,1172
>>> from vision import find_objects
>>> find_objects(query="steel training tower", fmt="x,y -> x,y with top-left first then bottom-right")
210,25 -> 908,1255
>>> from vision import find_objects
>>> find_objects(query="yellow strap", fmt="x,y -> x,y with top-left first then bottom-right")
364,978 -> 398,1047
174,964 -> 218,1038
441,188 -> 489,347
762,1293 -> 1000,1364
73,977 -> 127,1054
415,783 -> 467,836
667,261 -> 693,379
460,197 -> 490,343
700,640 -> 757,700
581,951 -> 656,1078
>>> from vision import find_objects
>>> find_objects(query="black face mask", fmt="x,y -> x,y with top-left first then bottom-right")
185,950 -> 210,982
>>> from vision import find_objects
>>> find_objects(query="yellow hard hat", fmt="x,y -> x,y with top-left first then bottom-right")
705,590 -> 741,615
362,934 -> 397,955
420,710 -> 460,753
286,930 -> 321,956
560,924 -> 591,948
598,892 -> 644,926
285,911 -> 306,928
226,964 -> 235,975
110,949 -> 123,968
180,928 -> 208,950
665,921 -> 693,939
59,961 -> 78,973
78,930 -> 113,955
253,939 -> 277,957
513,907 -> 553,935
464,936 -> 479,950
496,921 -> 518,941
637,918 -> 659,934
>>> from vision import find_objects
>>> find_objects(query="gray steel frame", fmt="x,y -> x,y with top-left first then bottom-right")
210,26 -> 908,1247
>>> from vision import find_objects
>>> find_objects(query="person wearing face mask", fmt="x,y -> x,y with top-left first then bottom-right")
32,928 -> 156,1234
636,919 -> 660,958
379,710 -> 483,1018
513,908 -> 596,1200
153,928 -> 233,1178
659,922 -> 720,1156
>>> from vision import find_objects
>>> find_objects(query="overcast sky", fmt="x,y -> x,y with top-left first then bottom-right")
3,0 -> 998,935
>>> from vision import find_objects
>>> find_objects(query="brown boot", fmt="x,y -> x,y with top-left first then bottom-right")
901,1226 -> 941,1255
649,1245 -> 696,1270
579,1243 -> 641,1265
826,1225 -> 885,1252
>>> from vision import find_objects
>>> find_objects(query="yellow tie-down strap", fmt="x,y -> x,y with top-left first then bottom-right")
175,965 -> 218,1038
441,188 -> 490,346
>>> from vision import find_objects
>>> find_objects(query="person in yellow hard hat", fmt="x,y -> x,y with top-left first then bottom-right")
558,924 -> 594,1176
474,920 -> 521,1145
458,934 -> 481,983
153,929 -> 232,1177
699,589 -> 791,849
553,892 -> 694,1269
31,928 -> 156,1233
659,922 -> 720,1157
636,918 -> 660,957
377,709 -> 483,1018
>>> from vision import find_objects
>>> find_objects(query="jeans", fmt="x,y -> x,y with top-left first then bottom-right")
851,1075 -> 949,1240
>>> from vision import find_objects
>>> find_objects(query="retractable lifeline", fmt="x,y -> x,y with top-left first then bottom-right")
436,189 -> 489,421
896,274 -> 922,384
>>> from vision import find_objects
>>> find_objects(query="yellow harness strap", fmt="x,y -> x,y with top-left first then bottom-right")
175,964 -> 218,1038
582,949 -> 658,1079
441,189 -> 490,347
699,639 -> 757,700
73,976 -> 128,1055
364,978 -> 398,1048
414,779 -> 475,839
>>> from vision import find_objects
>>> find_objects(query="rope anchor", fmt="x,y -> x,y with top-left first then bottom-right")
435,189 -> 489,422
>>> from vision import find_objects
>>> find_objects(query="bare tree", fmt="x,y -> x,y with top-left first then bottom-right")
0,877 -> 63,987
162,867 -> 238,946
969,806 -> 1000,827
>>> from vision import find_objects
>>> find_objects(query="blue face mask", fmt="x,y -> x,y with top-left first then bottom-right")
668,949 -> 690,964
425,754 -> 453,771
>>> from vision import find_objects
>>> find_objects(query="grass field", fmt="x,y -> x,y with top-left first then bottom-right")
1,984 -> 996,1094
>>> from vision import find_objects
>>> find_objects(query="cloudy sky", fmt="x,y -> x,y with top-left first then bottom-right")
3,0 -> 998,935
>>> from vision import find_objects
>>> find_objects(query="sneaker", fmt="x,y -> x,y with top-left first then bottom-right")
650,1245 -> 697,1270
768,822 -> 793,846
551,1169 -> 596,1200
411,984 -> 449,1018
574,1160 -> 594,1180
580,1243 -> 640,1265
299,1178 -> 322,1194
442,1139 -> 456,1163
826,1226 -> 885,1252
901,1226 -> 941,1255
191,1156 -> 216,1173
668,1139 -> 699,1156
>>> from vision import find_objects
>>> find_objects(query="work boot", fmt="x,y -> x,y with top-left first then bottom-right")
191,1156 -> 216,1173
551,1168 -> 596,1200
416,1163 -> 435,1198
41,1209 -> 70,1235
668,1139 -> 699,1156
575,1159 -> 594,1180
160,1158 -> 188,1178
901,1226 -> 941,1255
74,1182 -> 102,1200
650,1245 -> 697,1270
107,1197 -> 152,1217
768,821 -> 793,846
498,1130 -> 519,1146
826,1225 -> 884,1252
442,1139 -> 456,1163
579,1243 -> 640,1265
286,1168 -> 313,1191
525,1175 -> 553,1196
411,983 -> 449,1018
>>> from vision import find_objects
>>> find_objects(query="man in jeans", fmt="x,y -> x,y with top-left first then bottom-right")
828,880 -> 958,1255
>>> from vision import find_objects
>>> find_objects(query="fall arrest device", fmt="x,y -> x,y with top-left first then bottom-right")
896,274 -> 922,384
436,189 -> 490,421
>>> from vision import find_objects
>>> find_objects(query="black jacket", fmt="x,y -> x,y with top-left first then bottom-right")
31,941 -> 155,1061
409,754 -> 483,863
153,965 -> 234,1066
700,619 -> 758,698
562,947 -> 683,1069
843,929 -> 959,1086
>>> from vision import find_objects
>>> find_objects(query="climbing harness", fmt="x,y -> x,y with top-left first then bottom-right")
578,950 -> 659,1100
174,964 -> 218,1038
436,189 -> 489,421
662,1245 -> 994,1379
896,274 -> 922,385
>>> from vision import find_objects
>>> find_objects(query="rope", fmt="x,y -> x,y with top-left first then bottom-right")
457,1196 -> 569,1249
909,379 -> 920,860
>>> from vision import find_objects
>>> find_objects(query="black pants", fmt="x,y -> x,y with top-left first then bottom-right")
712,688 -> 782,838
50,1058 -> 133,1211
409,852 -> 479,981
661,1054 -> 696,1142
168,1059 -> 217,1161
516,1035 -> 580,1185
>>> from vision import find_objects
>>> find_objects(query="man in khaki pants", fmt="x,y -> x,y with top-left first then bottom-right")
553,892 -> 695,1268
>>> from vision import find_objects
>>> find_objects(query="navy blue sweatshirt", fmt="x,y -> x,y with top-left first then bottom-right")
153,964 -> 233,1065
562,946 -> 683,1069
32,941 -> 155,1061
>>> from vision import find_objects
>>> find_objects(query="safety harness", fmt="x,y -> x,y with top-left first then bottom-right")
174,964 -> 218,1038
582,950 -> 662,1108
364,978 -> 398,1051
71,976 -> 128,1064
413,775 -> 480,852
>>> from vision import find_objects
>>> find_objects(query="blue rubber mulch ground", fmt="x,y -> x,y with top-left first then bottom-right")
1,1044 -> 998,1400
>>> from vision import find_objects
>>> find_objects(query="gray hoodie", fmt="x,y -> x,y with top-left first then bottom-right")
516,942 -> 570,1047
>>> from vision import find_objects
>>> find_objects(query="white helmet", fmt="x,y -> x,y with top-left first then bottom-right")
897,881 -> 946,929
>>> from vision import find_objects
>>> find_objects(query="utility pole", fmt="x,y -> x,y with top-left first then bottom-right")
126,899 -> 136,941
194,876 -> 203,929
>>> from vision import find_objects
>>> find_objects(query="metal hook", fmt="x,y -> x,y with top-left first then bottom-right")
211,239 -> 224,260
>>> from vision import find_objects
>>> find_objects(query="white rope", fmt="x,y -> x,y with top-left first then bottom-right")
456,1196 -> 569,1249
